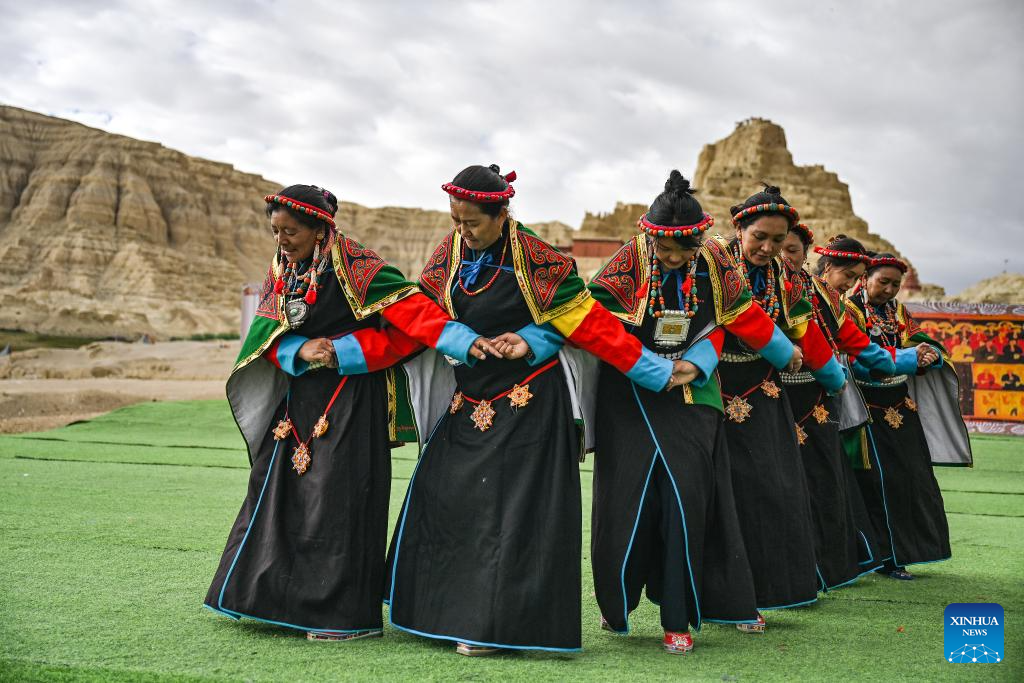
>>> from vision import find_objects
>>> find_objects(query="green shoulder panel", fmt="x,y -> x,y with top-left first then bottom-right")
510,222 -> 591,324
332,235 -> 418,320
588,234 -> 649,325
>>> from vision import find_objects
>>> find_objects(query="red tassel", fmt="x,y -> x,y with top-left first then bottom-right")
504,170 -> 517,183
274,278 -> 285,294
304,287 -> 317,305
783,280 -> 793,292
636,282 -> 649,300
898,322 -> 906,331
682,275 -> 693,296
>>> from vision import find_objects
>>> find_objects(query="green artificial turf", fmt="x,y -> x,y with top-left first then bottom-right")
0,402 -> 1021,682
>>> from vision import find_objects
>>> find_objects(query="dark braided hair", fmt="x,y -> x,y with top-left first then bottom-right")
866,252 -> 904,275
265,184 -> 339,230
647,170 -> 704,249
450,164 -> 510,218
814,235 -> 869,275
730,183 -> 796,230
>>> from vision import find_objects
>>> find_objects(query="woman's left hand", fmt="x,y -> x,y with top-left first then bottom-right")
916,343 -> 939,367
490,332 -> 531,360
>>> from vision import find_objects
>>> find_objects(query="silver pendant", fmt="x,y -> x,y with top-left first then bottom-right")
654,312 -> 691,348
869,326 -> 881,337
285,298 -> 310,328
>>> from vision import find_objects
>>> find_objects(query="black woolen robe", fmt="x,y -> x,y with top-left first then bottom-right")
385,234 -> 583,651
591,259 -> 758,633
205,269 -> 393,632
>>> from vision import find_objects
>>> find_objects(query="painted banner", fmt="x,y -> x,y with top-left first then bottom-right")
906,301 -> 1024,436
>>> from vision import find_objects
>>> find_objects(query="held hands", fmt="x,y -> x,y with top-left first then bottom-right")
489,332 -> 531,360
470,336 -> 504,361
916,343 -> 940,367
298,338 -> 338,368
665,360 -> 700,391
785,346 -> 804,374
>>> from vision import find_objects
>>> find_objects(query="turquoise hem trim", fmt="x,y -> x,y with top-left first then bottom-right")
759,325 -> 794,370
388,622 -> 581,653
703,617 -> 761,625
203,603 -> 239,620
857,530 -> 877,566
332,335 -> 369,375
387,410 -> 584,653
617,450 -> 658,636
822,564 -> 883,593
217,439 -> 281,611
630,382 -> 703,632
626,347 -> 673,393
866,426 -> 901,567
758,597 -> 818,611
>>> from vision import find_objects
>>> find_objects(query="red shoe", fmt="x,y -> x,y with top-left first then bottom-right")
736,614 -> 766,633
663,631 -> 693,654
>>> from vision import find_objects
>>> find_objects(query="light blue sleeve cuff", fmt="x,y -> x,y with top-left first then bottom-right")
760,325 -> 796,370
928,343 -> 944,368
627,346 -> 673,392
517,323 -> 564,366
275,333 -> 310,376
436,320 -> 479,368
894,347 -> 919,374
812,355 -> 847,393
331,335 -> 369,375
682,338 -> 719,388
856,343 -> 896,374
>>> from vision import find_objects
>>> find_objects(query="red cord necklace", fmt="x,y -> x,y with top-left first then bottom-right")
272,376 -> 349,475
458,238 -> 508,297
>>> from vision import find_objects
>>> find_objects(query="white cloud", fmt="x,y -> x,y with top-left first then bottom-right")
2,0 -> 1021,293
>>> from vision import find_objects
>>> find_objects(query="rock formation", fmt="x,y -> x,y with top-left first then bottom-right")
0,106 -> 547,338
0,107 -> 943,338
950,273 -> 1024,304
578,117 -> 924,287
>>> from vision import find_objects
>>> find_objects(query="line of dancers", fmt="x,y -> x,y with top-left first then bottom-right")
204,166 -> 971,656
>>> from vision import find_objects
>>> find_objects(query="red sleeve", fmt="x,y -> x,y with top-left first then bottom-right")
379,292 -> 455,347
554,299 -> 643,375
346,325 -> 425,372
835,316 -> 871,358
708,327 -> 725,357
722,303 -> 777,350
797,319 -> 836,371
264,338 -> 283,369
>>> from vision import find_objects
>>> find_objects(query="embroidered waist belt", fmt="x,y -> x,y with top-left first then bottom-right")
780,370 -> 816,385
721,351 -> 761,363
449,359 -> 559,432
656,349 -> 686,360
856,374 -> 908,387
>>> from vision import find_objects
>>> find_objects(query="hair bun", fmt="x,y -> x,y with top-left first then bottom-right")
729,203 -> 743,217
664,169 -> 696,197
488,164 -> 501,175
761,182 -> 782,196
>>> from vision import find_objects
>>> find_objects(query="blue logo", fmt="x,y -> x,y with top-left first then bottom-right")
944,603 -> 1003,663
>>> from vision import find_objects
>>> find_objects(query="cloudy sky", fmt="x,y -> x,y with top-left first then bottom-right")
3,0 -> 1020,293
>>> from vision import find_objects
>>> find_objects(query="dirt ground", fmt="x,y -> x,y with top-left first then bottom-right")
0,340 -> 238,433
